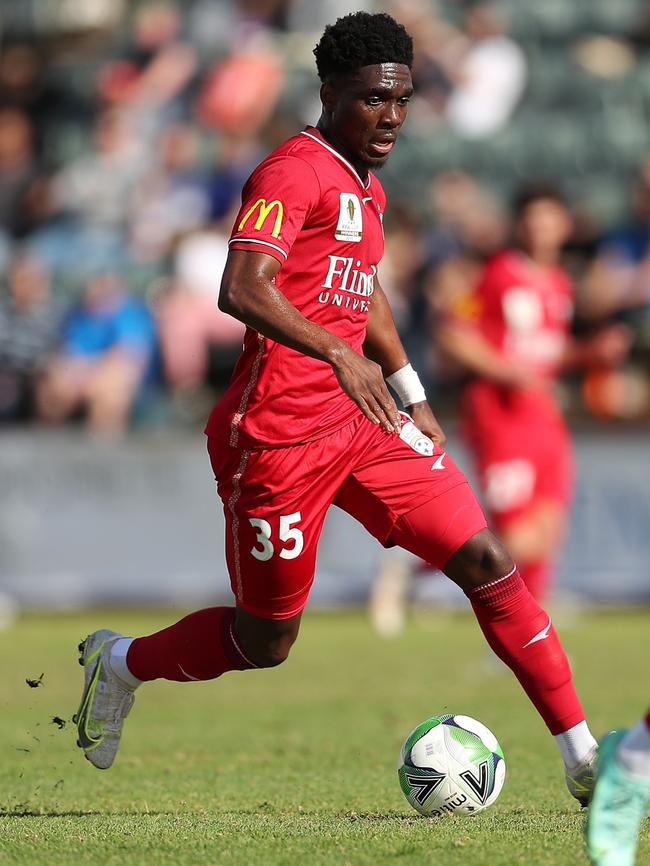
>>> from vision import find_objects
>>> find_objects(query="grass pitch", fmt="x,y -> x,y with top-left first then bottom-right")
0,607 -> 648,866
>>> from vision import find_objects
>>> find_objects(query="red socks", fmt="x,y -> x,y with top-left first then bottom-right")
127,607 -> 257,682
467,568 -> 585,735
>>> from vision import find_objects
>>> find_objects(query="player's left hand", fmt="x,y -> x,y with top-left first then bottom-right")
407,401 -> 446,446
582,323 -> 633,367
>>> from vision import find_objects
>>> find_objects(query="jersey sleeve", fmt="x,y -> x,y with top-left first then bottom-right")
442,255 -> 508,329
474,255 -> 511,323
229,155 -> 320,264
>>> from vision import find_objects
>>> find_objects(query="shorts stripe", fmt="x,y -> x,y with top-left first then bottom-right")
227,448 -> 251,603
230,333 -> 265,447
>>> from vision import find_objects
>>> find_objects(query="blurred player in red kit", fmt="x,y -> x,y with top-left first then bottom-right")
437,184 -> 630,601
75,12 -> 600,804
370,186 -> 630,627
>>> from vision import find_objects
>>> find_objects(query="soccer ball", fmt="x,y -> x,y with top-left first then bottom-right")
397,714 -> 506,817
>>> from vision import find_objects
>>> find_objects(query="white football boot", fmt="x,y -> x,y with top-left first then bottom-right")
73,629 -> 136,769
565,743 -> 599,806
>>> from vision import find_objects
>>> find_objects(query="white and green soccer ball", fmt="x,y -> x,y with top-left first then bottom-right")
398,714 -> 506,817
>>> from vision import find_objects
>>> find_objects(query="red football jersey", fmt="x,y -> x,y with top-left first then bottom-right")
457,248 -> 575,437
470,249 -> 574,379
206,127 -> 386,448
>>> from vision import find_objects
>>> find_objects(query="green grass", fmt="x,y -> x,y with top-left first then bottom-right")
0,607 -> 648,866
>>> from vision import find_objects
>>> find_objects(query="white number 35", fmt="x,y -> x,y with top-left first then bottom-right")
249,511 -> 304,561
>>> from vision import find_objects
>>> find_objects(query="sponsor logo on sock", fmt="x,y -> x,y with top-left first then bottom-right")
430,452 -> 446,471
522,617 -> 552,648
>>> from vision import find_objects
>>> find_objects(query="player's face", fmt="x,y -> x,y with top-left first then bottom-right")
322,63 -> 413,175
517,199 -> 572,259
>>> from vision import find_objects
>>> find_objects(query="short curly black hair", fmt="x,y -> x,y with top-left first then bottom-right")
314,12 -> 413,83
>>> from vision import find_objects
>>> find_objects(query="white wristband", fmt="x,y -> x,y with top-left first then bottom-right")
385,363 -> 426,407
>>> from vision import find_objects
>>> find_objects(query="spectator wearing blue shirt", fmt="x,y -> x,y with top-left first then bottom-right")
36,271 -> 157,435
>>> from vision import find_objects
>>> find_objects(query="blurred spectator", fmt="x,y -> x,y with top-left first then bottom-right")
31,107 -> 146,274
580,157 -> 650,418
50,107 -> 145,233
581,157 -> 650,322
130,122 -> 211,261
98,1 -> 197,132
0,108 -> 45,239
420,171 -> 508,389
197,33 -> 284,136
424,170 -> 508,267
36,272 -> 157,436
207,135 -> 262,222
387,0 -> 465,124
0,253 -> 60,422
0,42 -> 75,156
444,1 -> 527,139
155,227 -> 245,420
379,206 -> 426,332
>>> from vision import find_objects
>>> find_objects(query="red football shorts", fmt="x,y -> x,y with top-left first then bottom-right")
208,414 -> 487,619
460,383 -> 574,531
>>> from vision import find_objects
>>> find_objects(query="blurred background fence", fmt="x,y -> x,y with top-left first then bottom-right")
0,0 -> 649,608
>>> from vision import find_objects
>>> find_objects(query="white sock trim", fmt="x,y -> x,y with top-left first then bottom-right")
555,720 -> 598,768
109,637 -> 142,689
618,719 -> 650,781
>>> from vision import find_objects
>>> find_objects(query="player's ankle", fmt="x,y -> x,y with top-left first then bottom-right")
555,720 -> 597,768
109,637 -> 142,690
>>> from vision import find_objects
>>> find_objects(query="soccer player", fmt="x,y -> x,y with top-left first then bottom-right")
75,12 -> 598,805
436,184 -> 629,601
586,712 -> 650,866
369,187 -> 629,632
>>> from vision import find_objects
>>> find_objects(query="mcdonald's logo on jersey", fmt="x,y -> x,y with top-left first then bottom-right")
238,198 -> 284,238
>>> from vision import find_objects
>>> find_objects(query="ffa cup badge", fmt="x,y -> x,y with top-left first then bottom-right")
335,193 -> 363,242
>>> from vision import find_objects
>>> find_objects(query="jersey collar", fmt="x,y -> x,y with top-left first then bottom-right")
300,127 -> 371,192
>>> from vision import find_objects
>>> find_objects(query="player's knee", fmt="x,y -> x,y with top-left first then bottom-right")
444,528 -> 515,592
233,610 -> 301,669
248,635 -> 295,668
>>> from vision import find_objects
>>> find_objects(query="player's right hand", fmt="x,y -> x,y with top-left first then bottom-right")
330,347 -> 401,434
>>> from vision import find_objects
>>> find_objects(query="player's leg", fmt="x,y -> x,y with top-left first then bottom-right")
75,426 -> 355,769
497,500 -> 566,601
475,414 -> 574,602
338,424 -> 598,803
586,710 -> 650,866
74,607 -> 299,770
123,607 -> 303,681
390,502 -> 597,804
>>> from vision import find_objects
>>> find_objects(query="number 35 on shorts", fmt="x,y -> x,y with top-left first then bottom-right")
249,512 -> 304,561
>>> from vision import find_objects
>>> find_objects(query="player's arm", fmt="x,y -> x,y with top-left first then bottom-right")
436,317 -> 540,388
558,324 -> 631,372
363,277 -> 445,445
219,249 -> 401,433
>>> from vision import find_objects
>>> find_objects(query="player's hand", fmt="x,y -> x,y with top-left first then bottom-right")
407,401 -> 446,446
582,323 -> 633,367
331,347 -> 401,433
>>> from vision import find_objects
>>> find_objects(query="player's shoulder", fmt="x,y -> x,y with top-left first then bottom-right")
484,248 -> 518,273
251,133 -> 321,183
477,249 -> 516,288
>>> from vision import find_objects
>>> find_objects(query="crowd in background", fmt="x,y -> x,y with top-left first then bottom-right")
1,0 -> 650,436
